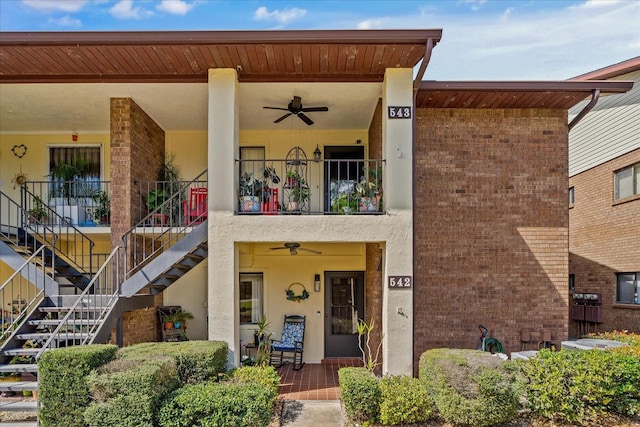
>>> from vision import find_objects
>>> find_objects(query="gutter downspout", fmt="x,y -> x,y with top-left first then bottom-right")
413,37 -> 436,100
411,36 -> 436,375
569,89 -> 600,131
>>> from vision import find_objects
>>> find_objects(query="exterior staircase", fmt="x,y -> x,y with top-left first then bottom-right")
1,178 -> 209,424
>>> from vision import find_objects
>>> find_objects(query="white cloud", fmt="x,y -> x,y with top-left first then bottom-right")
578,0 -> 622,9
110,0 -> 152,19
459,0 -> 487,12
22,0 -> 88,13
357,19 -> 384,30
157,0 -> 194,15
48,15 -> 81,27
253,6 -> 306,24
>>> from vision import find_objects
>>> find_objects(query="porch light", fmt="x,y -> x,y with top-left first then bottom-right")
313,145 -> 322,162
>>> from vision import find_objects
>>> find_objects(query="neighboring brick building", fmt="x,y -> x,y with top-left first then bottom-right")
568,57 -> 640,336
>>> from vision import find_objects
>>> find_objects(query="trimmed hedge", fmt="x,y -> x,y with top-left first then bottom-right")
84,356 -> 180,427
158,366 -> 279,427
518,348 -> 640,423
419,348 -> 519,427
39,344 -> 117,427
117,340 -> 228,383
379,375 -> 434,425
338,367 -> 381,423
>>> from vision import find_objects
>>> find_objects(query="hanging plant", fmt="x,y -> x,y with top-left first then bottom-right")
286,282 -> 310,302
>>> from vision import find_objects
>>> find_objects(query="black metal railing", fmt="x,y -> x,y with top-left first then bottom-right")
122,170 -> 208,280
236,159 -> 384,215
23,180 -> 112,226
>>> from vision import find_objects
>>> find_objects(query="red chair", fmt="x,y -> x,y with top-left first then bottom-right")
183,187 -> 208,225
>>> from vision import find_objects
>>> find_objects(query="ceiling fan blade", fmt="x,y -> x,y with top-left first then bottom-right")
301,107 -> 328,112
267,247 -> 287,251
298,247 -> 322,254
263,106 -> 290,111
274,113 -> 292,123
297,112 -> 314,125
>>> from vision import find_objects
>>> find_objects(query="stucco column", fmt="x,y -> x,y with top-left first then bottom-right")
381,68 -> 414,375
207,68 -> 240,367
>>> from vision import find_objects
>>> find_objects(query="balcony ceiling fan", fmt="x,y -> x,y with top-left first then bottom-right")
263,96 -> 328,125
268,242 -> 322,255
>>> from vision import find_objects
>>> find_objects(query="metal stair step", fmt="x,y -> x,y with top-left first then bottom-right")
38,306 -> 107,312
2,349 -> 40,357
0,400 -> 38,412
0,364 -> 38,373
28,319 -> 100,326
0,381 -> 38,392
16,332 -> 92,341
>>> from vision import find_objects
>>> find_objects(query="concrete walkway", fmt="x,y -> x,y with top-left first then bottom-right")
280,400 -> 344,427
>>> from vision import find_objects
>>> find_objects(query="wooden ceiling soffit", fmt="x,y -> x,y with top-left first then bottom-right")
415,81 -> 635,109
0,29 -> 443,83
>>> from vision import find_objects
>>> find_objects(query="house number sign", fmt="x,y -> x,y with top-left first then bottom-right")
388,106 -> 412,119
388,276 -> 412,289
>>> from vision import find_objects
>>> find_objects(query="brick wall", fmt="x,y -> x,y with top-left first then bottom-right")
109,98 -> 165,345
365,242 -> 383,373
369,98 -> 383,160
413,108 -> 569,365
569,148 -> 640,335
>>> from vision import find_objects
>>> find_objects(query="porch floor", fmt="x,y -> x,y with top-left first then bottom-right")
277,358 -> 362,401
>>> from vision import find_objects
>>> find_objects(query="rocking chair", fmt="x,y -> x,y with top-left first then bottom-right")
270,315 -> 306,370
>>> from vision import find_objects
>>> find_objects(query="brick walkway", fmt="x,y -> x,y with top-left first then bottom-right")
277,358 -> 361,400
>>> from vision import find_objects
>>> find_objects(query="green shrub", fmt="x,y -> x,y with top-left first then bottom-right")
378,375 -> 434,425
117,340 -> 228,383
518,348 -> 640,423
338,367 -> 381,423
231,365 -> 280,400
84,356 -> 181,427
419,348 -> 519,427
38,344 -> 117,427
84,394 -> 156,427
158,381 -> 274,427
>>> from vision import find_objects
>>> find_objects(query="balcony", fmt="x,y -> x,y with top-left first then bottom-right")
23,180 -> 112,227
236,159 -> 384,215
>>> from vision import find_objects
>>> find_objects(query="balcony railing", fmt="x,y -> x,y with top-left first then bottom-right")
236,159 -> 384,215
24,180 -> 112,226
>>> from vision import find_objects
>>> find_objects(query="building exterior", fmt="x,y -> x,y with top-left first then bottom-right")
568,57 -> 640,336
0,30 -> 633,375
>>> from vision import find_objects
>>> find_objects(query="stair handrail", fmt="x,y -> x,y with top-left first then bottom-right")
0,245 -> 51,345
122,169 -> 208,280
0,190 -> 58,255
36,246 -> 122,359
20,186 -> 96,281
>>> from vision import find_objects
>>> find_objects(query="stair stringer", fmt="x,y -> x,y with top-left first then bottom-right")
121,220 -> 208,298
0,240 -> 58,295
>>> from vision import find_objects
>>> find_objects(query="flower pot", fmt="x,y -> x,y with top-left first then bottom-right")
173,321 -> 181,329
240,196 -> 260,212
152,213 -> 169,226
164,321 -> 174,330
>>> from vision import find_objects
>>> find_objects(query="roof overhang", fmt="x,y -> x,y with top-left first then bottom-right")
0,29 -> 442,84
416,81 -> 635,109
570,56 -> 640,80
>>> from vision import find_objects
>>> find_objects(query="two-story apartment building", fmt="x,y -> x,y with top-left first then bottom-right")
0,30 -> 633,375
568,57 -> 640,336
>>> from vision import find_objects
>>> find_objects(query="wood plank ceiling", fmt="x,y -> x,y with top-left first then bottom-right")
0,30 -> 442,83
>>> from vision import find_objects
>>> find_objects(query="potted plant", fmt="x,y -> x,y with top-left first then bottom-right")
239,172 -> 260,212
93,190 -> 110,225
157,154 -> 184,225
355,176 -> 380,212
147,189 -> 168,225
171,309 -> 193,329
287,170 -> 310,211
49,159 -> 88,225
28,195 -> 47,224
253,315 -> 272,366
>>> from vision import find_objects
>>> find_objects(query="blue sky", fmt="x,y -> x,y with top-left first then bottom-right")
0,0 -> 638,80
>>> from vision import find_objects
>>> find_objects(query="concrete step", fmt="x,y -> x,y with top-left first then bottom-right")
0,422 -> 38,427
0,381 -> 38,392
0,399 -> 38,412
